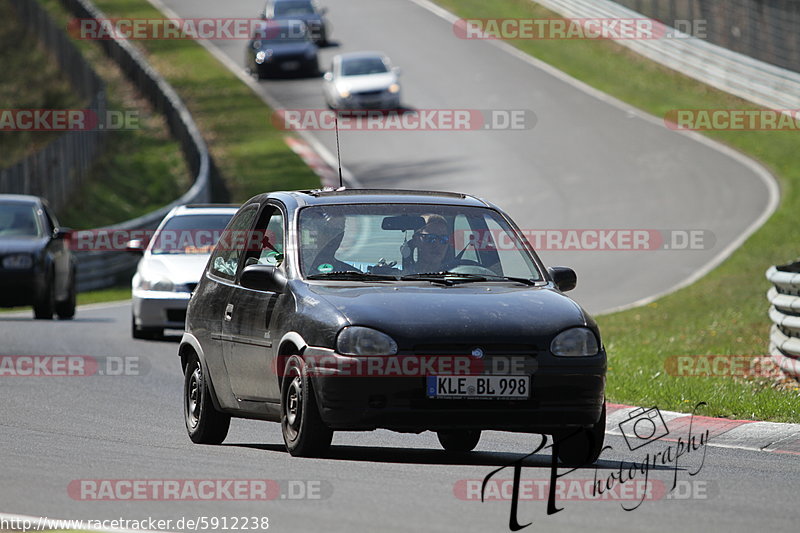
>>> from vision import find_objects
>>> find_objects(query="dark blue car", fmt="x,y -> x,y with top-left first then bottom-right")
246,19 -> 319,78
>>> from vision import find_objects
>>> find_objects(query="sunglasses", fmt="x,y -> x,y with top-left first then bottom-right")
417,233 -> 449,245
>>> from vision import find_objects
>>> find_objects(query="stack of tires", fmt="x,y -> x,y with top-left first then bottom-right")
766,261 -> 800,379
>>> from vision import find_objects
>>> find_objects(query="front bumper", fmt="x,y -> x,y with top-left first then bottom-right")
302,347 -> 606,433
132,288 -> 192,329
338,92 -> 400,110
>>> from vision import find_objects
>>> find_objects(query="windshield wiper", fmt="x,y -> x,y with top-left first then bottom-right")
399,272 -> 488,285
400,272 -> 538,286
307,271 -> 398,281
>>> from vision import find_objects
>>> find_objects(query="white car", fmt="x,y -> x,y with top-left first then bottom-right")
130,204 -> 237,339
322,52 -> 401,110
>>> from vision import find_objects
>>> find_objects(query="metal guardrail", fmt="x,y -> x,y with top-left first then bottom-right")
1,0 -> 107,214
766,263 -> 800,379
58,0 -> 213,291
534,0 -> 800,111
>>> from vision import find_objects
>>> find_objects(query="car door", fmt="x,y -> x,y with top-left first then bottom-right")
223,203 -> 286,402
201,205 -> 260,389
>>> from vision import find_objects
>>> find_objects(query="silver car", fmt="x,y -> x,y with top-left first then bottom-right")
323,52 -> 401,110
130,204 -> 237,339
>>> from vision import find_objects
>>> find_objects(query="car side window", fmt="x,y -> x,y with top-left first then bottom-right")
241,205 -> 285,273
209,205 -> 259,280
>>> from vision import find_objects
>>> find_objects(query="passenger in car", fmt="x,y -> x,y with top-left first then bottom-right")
301,210 -> 357,274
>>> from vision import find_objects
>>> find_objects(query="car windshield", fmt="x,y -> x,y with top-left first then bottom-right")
341,57 -> 388,76
254,22 -> 309,42
274,1 -> 315,16
0,203 -> 42,238
297,204 -> 543,281
151,213 -> 234,255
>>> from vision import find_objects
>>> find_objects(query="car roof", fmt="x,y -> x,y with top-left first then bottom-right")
337,51 -> 389,62
167,204 -> 240,217
248,189 -> 492,209
0,194 -> 44,206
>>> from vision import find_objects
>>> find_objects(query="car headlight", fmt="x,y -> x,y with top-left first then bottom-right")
337,326 -> 398,356
550,327 -> 599,357
338,88 -> 351,99
2,254 -> 33,269
139,274 -> 175,292
255,49 -> 273,64
388,83 -> 400,94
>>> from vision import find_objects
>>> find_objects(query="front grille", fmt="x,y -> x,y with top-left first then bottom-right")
354,89 -> 385,97
411,344 -> 540,356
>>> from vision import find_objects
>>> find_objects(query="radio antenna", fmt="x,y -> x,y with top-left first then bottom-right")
334,111 -> 343,189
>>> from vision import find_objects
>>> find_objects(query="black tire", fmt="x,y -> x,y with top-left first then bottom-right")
55,269 -> 76,319
555,403 -> 606,467
437,430 -> 482,452
184,355 -> 230,444
33,275 -> 55,320
131,315 -> 163,340
280,355 -> 333,457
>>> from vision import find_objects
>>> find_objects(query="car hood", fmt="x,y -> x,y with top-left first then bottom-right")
0,236 -> 48,255
259,41 -> 315,56
305,283 -> 590,349
139,253 -> 210,284
336,72 -> 397,93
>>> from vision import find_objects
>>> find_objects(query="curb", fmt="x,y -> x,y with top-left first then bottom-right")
607,403 -> 800,456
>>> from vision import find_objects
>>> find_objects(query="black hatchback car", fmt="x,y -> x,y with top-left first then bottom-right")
245,19 -> 319,78
0,194 -> 75,319
180,189 -> 606,464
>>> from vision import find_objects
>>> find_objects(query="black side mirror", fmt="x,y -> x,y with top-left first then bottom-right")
54,227 -> 72,240
548,267 -> 577,292
240,264 -> 287,293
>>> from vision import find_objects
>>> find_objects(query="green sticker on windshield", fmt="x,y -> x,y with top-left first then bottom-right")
317,263 -> 334,273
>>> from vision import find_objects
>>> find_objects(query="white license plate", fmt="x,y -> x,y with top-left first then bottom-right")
427,375 -> 530,399
281,61 -> 300,70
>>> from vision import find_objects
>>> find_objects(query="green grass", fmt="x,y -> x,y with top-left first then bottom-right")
437,0 -> 800,421
0,1 -> 83,167
88,0 -> 320,203
25,0 -> 191,229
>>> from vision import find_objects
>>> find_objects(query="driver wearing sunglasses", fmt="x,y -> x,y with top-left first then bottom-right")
408,214 -> 451,273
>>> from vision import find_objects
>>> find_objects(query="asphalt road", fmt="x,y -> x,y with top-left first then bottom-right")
1,303 -> 799,532
152,0 -> 775,314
